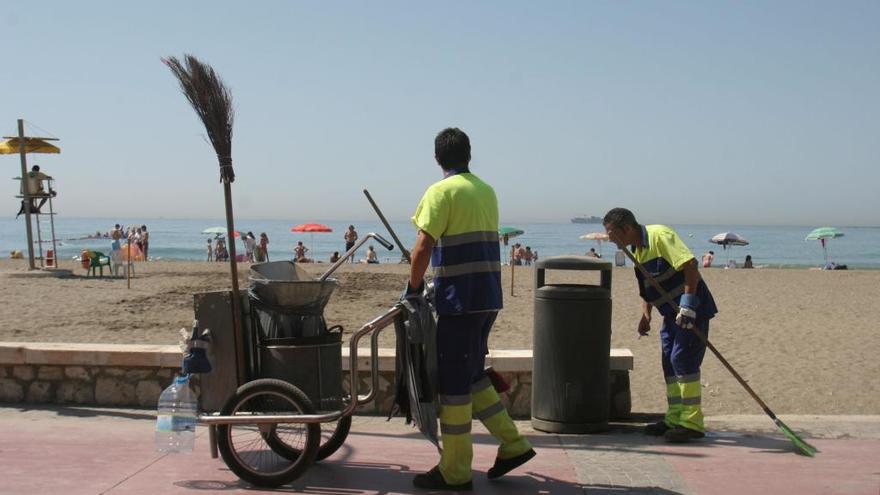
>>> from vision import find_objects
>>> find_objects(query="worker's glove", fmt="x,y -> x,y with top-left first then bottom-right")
675,293 -> 699,330
401,280 -> 425,301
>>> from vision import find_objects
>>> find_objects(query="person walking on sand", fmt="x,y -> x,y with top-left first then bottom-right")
259,232 -> 270,262
604,207 -> 718,443
344,225 -> 358,262
406,127 -> 535,490
141,225 -> 149,261
206,238 -> 214,262
244,232 -> 257,262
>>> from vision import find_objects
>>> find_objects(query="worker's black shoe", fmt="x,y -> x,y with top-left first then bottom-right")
487,448 -> 537,480
644,421 -> 672,436
413,466 -> 472,491
663,426 -> 705,443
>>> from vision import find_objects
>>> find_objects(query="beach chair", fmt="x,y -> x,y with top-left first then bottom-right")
110,249 -> 124,277
86,251 -> 112,277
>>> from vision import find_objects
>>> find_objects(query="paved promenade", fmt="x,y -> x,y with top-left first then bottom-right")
0,406 -> 878,494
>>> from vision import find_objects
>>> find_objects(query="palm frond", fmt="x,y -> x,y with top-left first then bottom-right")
163,54 -> 235,182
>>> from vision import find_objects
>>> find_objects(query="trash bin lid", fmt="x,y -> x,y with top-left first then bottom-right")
535,255 -> 612,271
535,284 -> 610,301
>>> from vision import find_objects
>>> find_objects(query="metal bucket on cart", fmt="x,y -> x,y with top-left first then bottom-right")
248,261 -> 343,411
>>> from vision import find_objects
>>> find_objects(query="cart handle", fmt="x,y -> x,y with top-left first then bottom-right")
318,232 -> 394,281
201,303 -> 403,426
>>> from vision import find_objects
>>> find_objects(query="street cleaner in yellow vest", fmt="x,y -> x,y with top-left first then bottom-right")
407,128 -> 535,490
603,207 -> 718,442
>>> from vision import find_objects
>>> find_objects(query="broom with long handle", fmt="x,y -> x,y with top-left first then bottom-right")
163,55 -> 246,385
620,246 -> 817,456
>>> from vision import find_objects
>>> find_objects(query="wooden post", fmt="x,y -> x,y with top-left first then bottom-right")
127,241 -> 131,289
510,256 -> 515,297
17,119 -> 36,270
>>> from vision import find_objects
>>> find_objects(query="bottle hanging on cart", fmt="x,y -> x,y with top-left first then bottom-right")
155,374 -> 198,453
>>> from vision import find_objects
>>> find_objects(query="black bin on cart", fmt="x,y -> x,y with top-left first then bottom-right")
248,261 -> 343,411
531,256 -> 612,433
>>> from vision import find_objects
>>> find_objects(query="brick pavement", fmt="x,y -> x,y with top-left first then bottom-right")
0,406 -> 878,494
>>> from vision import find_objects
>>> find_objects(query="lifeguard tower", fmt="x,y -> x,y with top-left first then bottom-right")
1,119 -> 61,270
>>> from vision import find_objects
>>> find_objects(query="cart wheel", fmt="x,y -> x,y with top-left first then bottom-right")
315,414 -> 352,461
265,413 -> 351,462
216,379 -> 320,487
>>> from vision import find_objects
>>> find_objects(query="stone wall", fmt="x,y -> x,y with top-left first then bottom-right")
0,364 -> 177,406
0,343 -> 632,419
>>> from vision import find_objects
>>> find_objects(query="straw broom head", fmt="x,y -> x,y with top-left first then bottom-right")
162,54 -> 235,182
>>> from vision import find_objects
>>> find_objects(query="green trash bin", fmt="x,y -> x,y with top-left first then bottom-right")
531,255 -> 612,433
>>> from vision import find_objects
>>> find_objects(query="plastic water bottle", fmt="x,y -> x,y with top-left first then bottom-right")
155,374 -> 198,453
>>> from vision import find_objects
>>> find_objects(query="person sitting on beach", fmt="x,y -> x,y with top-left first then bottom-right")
330,251 -> 340,263
294,241 -> 310,262
364,245 -> 379,264
586,248 -> 602,258
701,251 -> 714,268
206,238 -> 214,262
743,254 -> 753,269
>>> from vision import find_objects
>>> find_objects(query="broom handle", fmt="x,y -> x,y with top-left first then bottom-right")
363,189 -> 411,263
621,247 -> 777,418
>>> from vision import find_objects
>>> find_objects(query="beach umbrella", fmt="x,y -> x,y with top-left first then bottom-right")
291,223 -> 333,255
709,232 -> 749,267
580,231 -> 609,256
805,227 -> 844,266
164,54 -> 246,385
0,137 -> 60,155
498,227 -> 524,249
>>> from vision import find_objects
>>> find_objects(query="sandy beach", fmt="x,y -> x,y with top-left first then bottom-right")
1,258 -> 877,416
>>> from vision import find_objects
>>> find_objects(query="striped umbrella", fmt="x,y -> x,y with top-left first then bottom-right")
580,231 -> 609,256
710,232 -> 749,267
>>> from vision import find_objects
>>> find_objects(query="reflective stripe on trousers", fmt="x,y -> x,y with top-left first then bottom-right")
438,393 -> 473,485
471,377 -> 531,460
663,372 -> 704,432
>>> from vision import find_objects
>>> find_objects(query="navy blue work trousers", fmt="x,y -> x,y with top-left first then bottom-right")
660,316 -> 710,377
436,312 -> 497,395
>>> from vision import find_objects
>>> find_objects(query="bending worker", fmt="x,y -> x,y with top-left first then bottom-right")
603,207 -> 718,442
406,127 -> 535,490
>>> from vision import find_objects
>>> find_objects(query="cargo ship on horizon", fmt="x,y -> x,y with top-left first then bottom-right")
571,215 -> 602,224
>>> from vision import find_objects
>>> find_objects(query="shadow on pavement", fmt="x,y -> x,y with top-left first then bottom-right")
11,404 -> 157,421
174,459 -> 588,494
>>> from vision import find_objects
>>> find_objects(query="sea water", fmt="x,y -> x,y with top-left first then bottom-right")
0,217 -> 878,269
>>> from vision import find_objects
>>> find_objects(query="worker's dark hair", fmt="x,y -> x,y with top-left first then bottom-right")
603,208 -> 639,229
31,165 -> 40,172
434,128 -> 471,170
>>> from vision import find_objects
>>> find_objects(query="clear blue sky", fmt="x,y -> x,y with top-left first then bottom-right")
2,1 -> 878,225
